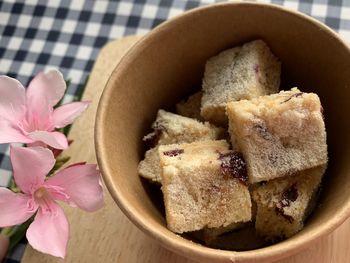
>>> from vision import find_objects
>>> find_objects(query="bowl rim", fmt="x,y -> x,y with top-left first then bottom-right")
95,2 -> 350,262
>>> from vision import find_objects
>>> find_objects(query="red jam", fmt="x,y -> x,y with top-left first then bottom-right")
275,183 -> 298,223
218,151 -> 248,185
163,149 -> 184,157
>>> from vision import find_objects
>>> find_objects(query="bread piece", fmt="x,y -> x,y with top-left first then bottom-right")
159,140 -> 251,233
138,110 -> 223,183
226,88 -> 328,183
176,92 -> 203,121
201,40 -> 281,125
252,165 -> 326,240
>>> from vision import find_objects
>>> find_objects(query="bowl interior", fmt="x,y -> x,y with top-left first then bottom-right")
96,3 -> 350,262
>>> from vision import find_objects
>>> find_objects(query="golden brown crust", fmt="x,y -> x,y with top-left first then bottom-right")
227,88 -> 328,183
138,110 -> 223,183
201,40 -> 281,125
252,165 -> 326,240
159,140 -> 252,234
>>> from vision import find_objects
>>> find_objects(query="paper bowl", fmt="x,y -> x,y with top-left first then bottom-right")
95,2 -> 350,262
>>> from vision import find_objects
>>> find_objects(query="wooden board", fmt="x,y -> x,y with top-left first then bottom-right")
22,36 -> 350,263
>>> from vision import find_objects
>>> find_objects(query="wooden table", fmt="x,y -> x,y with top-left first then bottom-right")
22,35 -> 350,263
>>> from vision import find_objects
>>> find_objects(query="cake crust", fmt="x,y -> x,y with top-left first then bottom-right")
159,140 -> 252,233
227,88 -> 328,183
252,165 -> 326,240
138,110 -> 223,183
201,40 -> 281,125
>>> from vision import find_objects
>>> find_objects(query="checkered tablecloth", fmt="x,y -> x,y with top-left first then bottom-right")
0,0 -> 349,262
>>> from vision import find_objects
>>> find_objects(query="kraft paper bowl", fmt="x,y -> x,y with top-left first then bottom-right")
95,2 -> 350,262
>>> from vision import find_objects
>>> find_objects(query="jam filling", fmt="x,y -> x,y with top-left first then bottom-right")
143,123 -> 165,148
281,92 -> 303,104
218,151 -> 248,185
163,149 -> 184,157
275,183 -> 298,223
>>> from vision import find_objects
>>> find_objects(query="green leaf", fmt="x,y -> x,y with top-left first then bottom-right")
49,155 -> 71,176
1,227 -> 14,237
61,124 -> 72,137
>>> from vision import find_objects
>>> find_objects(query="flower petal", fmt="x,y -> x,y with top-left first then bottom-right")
26,202 -> 69,258
10,146 -> 55,194
46,164 -> 104,212
52,101 -> 90,129
28,131 -> 68,149
0,188 -> 37,227
0,76 -> 26,122
0,119 -> 33,144
26,70 -> 66,119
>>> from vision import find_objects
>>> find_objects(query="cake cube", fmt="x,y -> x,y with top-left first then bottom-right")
159,140 -> 252,233
201,40 -> 281,125
252,165 -> 326,240
138,110 -> 223,183
226,88 -> 328,183
176,91 -> 203,121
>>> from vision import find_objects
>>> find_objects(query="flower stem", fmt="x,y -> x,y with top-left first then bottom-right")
0,233 -> 9,261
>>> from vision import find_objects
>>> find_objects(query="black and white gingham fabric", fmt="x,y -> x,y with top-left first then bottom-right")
0,0 -> 349,262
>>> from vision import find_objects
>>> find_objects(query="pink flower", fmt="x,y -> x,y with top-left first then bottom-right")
0,70 -> 89,149
0,146 -> 104,258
